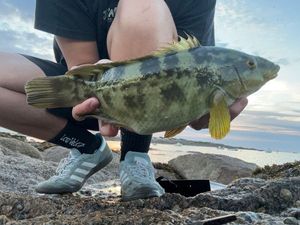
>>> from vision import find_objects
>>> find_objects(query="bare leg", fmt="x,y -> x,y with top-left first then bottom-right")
107,0 -> 177,60
0,53 -> 67,140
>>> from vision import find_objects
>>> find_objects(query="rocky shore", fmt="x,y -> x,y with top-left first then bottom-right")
0,132 -> 299,225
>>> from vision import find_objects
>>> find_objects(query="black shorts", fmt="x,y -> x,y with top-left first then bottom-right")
22,54 -> 99,131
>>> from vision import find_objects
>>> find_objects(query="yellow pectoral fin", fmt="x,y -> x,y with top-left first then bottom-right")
208,98 -> 231,139
164,126 -> 186,138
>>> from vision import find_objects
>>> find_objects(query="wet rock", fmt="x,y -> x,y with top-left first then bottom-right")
168,153 -> 257,184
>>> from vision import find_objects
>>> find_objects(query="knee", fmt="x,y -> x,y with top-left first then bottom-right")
114,0 -> 176,37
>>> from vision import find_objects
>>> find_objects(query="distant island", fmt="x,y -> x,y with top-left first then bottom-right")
106,136 -> 263,152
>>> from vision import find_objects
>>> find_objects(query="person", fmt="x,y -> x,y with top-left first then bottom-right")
0,0 -> 248,201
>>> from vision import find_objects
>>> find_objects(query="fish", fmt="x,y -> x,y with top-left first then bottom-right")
25,35 -> 280,139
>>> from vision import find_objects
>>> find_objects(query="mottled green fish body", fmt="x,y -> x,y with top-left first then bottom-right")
25,36 -> 279,139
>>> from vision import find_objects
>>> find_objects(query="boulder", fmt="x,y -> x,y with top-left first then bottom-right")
41,146 -> 70,162
168,153 -> 257,184
0,137 -> 42,159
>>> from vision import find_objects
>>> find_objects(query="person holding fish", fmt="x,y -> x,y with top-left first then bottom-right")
0,0 -> 250,201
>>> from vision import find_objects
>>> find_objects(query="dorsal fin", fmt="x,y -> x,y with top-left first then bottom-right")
65,35 -> 200,80
152,34 -> 201,56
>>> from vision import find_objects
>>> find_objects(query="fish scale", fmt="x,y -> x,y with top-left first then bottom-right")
25,36 -> 279,139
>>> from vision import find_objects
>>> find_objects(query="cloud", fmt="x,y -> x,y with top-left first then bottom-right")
274,58 -> 290,66
0,0 -> 53,59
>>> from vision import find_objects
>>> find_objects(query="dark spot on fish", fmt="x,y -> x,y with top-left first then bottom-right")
120,82 -> 132,91
123,93 -> 146,109
102,91 -> 112,106
160,82 -> 185,102
195,68 -> 220,88
163,54 -> 179,70
112,66 -> 125,80
149,78 -> 159,87
140,57 -> 161,76
189,47 -> 214,65
165,69 -> 175,77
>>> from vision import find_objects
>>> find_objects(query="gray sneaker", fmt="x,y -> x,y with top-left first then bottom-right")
36,135 -> 113,194
119,151 -> 165,201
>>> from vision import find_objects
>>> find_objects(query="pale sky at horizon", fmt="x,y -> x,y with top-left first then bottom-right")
0,0 -> 299,152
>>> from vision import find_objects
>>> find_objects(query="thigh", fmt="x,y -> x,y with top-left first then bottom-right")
0,52 -> 46,93
107,0 -> 177,60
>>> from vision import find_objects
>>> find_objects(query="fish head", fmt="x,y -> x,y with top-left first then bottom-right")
219,50 -> 280,99
233,54 -> 279,97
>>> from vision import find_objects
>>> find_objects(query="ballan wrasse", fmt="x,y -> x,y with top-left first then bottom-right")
25,36 -> 279,139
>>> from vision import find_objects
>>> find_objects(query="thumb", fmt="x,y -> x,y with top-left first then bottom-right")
72,97 -> 99,121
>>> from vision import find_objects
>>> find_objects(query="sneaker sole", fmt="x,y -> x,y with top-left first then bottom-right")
121,186 -> 165,201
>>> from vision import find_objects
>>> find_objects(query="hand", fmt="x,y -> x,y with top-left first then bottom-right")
71,59 -> 119,137
189,97 -> 248,130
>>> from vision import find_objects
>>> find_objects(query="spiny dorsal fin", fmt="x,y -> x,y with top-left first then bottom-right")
153,34 -> 200,56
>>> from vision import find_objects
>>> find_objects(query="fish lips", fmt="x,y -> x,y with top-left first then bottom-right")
263,64 -> 280,80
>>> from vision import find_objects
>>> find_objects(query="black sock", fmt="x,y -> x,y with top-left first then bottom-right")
120,128 -> 152,161
49,121 -> 101,154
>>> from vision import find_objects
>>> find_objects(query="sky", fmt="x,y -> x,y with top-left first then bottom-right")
0,0 -> 299,152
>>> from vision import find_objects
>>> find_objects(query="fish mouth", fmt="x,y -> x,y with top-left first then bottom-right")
264,64 -> 280,80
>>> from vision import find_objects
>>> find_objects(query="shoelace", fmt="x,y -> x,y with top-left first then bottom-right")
128,160 -> 155,180
55,154 -> 76,177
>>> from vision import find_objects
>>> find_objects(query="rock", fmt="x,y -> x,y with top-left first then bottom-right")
281,208 -> 300,220
1,133 -> 300,224
0,215 -> 10,225
189,177 -> 300,215
283,217 -> 299,225
253,161 -> 300,179
41,146 -> 70,162
0,132 -> 27,142
168,153 -> 257,184
281,189 -> 293,202
28,141 -> 56,152
0,137 -> 42,159
0,152 -> 57,194
153,162 -> 182,180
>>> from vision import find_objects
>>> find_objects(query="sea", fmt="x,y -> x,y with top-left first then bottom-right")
1,127 -> 300,167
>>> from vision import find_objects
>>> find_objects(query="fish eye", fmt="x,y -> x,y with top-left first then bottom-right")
246,60 -> 256,69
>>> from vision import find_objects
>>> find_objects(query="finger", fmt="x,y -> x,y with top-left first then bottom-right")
229,97 -> 248,120
99,121 -> 119,137
189,97 -> 248,131
189,113 -> 209,130
72,97 -> 100,121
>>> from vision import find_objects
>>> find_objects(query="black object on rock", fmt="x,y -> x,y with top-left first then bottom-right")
191,214 -> 237,225
156,176 -> 210,197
